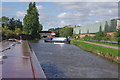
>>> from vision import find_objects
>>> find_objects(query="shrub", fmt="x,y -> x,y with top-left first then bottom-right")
59,27 -> 73,37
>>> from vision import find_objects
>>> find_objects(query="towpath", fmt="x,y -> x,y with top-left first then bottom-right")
1,40 -> 46,79
75,40 -> 120,50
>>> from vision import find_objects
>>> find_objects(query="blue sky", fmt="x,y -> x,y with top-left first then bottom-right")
2,2 -> 118,30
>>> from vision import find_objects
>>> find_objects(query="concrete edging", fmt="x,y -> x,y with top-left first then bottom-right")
27,41 -> 47,79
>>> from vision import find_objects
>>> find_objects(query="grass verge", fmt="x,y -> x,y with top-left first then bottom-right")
70,40 -> 120,63
87,40 -> 118,47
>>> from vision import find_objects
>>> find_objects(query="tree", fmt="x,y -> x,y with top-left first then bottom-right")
48,28 -> 55,31
95,31 -> 107,41
9,18 -> 16,30
95,25 -> 107,40
2,26 -> 9,37
23,2 -> 40,38
2,26 -> 14,39
0,16 -> 9,27
1,16 -> 23,39
48,28 -> 61,31
14,28 -> 22,36
15,19 -> 23,30
114,29 -> 120,43
38,24 -> 43,32
59,27 -> 73,37
0,16 -> 23,30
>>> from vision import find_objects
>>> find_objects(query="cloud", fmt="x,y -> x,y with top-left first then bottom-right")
16,11 -> 26,18
95,21 -> 99,23
36,5 -> 44,11
16,5 -> 44,18
2,2 -> 119,30
57,12 -> 67,18
57,2 -> 118,23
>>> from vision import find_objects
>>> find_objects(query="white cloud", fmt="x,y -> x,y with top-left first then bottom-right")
78,24 -> 81,26
60,20 -> 69,26
95,21 -> 99,23
58,2 -> 118,21
16,11 -> 26,18
3,2 -> 119,30
36,5 -> 44,10
57,12 -> 67,18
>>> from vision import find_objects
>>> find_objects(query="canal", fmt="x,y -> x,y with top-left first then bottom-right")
31,39 -> 118,78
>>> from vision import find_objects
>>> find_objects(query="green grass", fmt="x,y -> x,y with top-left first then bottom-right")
87,40 -> 118,47
77,39 -> 119,47
71,40 -> 119,57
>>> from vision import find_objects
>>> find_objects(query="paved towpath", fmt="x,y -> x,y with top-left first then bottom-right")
75,40 -> 120,50
1,40 -> 46,79
1,41 -> 34,78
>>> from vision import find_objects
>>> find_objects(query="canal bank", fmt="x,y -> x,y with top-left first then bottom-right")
70,40 -> 120,64
30,39 -> 119,78
1,40 -> 46,79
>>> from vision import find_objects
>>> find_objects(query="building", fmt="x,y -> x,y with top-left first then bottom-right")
39,31 -> 57,37
116,19 -> 120,29
73,19 -> 120,38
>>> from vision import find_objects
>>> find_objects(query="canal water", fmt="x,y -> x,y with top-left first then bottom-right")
31,39 -> 118,78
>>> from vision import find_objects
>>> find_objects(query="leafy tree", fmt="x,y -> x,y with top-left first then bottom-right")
38,24 -> 43,32
48,27 -> 62,31
2,26 -> 9,37
23,2 -> 40,38
48,27 -> 61,37
114,29 -> 120,42
0,16 -> 23,30
9,18 -> 16,30
1,16 -> 23,39
2,26 -> 14,39
94,25 -> 108,41
14,28 -> 22,36
0,16 -> 9,27
48,28 -> 55,31
15,19 -> 23,30
95,26 -> 107,41
83,35 -> 94,40
59,27 -> 73,37
83,35 -> 88,40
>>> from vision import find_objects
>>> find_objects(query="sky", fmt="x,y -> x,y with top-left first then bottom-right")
1,0 -> 119,30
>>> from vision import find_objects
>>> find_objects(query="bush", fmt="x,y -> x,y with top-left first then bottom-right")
59,27 -> 73,37
83,35 -> 94,40
94,31 -> 107,41
2,26 -> 22,40
114,29 -> 120,42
